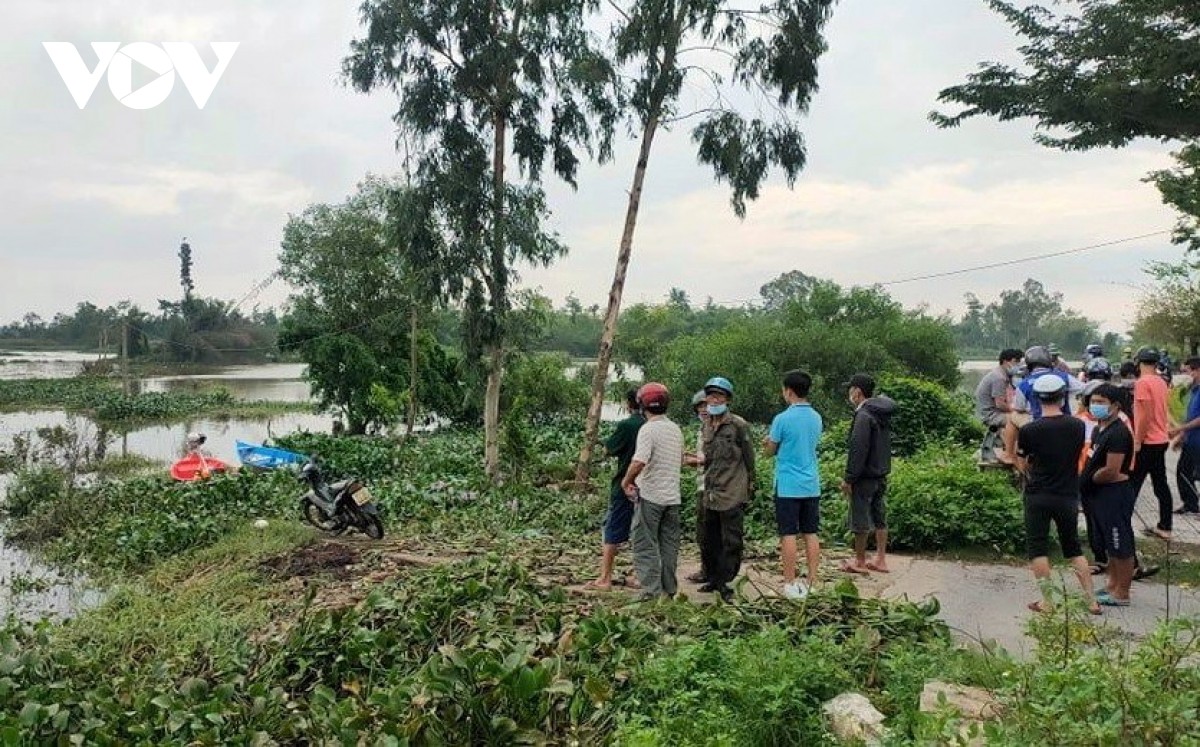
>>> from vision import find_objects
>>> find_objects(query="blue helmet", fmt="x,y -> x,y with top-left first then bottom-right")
704,376 -> 734,397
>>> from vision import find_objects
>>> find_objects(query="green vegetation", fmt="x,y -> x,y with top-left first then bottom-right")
0,378 -> 309,423
0,299 -> 280,365
952,279 -> 1111,358
3,410 -> 1199,744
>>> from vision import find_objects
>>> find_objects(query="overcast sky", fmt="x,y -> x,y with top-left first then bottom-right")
0,0 -> 1183,334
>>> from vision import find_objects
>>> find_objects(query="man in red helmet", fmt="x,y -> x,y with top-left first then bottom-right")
621,382 -> 685,600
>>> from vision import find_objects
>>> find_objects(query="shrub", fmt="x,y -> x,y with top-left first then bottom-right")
615,628 -> 852,745
876,374 -> 983,458
502,352 -> 589,418
2,465 -> 70,519
883,448 -> 1023,554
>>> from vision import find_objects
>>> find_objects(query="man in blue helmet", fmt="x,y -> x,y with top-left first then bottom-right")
697,376 -> 755,601
1000,345 -> 1081,465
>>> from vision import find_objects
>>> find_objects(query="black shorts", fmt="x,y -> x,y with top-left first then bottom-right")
849,478 -> 887,533
1024,492 -> 1083,559
1090,482 -> 1136,560
775,497 -> 820,536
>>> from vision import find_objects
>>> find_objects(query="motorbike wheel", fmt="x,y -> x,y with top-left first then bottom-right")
303,500 -> 346,535
347,503 -> 384,540
361,513 -> 384,540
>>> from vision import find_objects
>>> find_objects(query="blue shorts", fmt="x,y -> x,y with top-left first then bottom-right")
603,485 -> 635,544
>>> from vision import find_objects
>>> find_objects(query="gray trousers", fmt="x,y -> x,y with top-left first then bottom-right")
632,500 -> 681,598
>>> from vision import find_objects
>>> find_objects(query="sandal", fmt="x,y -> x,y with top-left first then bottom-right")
1133,565 -> 1160,581
1096,591 -> 1130,607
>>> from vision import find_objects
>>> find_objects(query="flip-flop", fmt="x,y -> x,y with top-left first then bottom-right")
1096,591 -> 1130,607
1133,565 -> 1160,581
840,561 -> 870,575
865,561 -> 890,573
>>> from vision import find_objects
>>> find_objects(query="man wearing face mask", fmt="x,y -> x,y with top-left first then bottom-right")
698,376 -> 755,601
1080,383 -> 1137,606
840,374 -> 897,574
975,349 -> 1023,462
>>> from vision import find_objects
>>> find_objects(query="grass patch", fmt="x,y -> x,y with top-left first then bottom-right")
91,453 -> 162,480
1135,538 -> 1200,589
58,522 -> 317,678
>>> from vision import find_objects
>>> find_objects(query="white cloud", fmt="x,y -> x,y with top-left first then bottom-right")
40,166 -> 314,219
522,148 -> 1182,332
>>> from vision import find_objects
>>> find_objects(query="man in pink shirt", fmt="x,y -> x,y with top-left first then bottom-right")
1131,347 -> 1175,540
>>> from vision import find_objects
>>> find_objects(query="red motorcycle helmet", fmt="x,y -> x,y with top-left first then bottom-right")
637,382 -> 671,414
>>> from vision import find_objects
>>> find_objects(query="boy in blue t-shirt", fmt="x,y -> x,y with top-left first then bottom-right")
763,369 -> 823,599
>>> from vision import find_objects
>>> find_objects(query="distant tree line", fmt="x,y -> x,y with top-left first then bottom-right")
0,299 -> 281,365
950,279 -> 1115,359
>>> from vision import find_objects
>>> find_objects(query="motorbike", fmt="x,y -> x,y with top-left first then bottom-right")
297,458 -> 384,539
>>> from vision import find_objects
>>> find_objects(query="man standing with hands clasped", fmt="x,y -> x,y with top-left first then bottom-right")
621,382 -> 684,601
697,376 -> 755,602
840,374 -> 896,575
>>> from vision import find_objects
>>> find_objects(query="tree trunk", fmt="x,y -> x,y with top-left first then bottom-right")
485,103 -> 508,480
405,302 -> 419,440
574,111 -> 663,482
484,343 -> 504,476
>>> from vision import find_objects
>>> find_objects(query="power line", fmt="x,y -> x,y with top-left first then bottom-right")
701,228 -> 1172,306
877,230 -> 1170,287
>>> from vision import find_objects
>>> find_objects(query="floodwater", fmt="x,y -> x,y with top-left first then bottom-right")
0,358 -> 328,622
0,354 -> 634,620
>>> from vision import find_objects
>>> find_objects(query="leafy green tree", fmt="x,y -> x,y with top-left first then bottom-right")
950,278 -> 1101,355
933,0 -> 1200,248
346,0 -> 618,479
1132,259 -> 1200,356
278,179 -> 459,434
576,0 -> 838,481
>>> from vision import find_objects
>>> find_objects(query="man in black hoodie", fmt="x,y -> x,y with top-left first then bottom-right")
840,374 -> 897,574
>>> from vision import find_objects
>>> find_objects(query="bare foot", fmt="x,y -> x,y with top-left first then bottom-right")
840,560 -> 870,575
865,560 -> 890,573
583,579 -> 612,591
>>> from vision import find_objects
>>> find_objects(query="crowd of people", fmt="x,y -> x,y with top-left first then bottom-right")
975,344 -> 1200,612
586,371 -> 897,601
